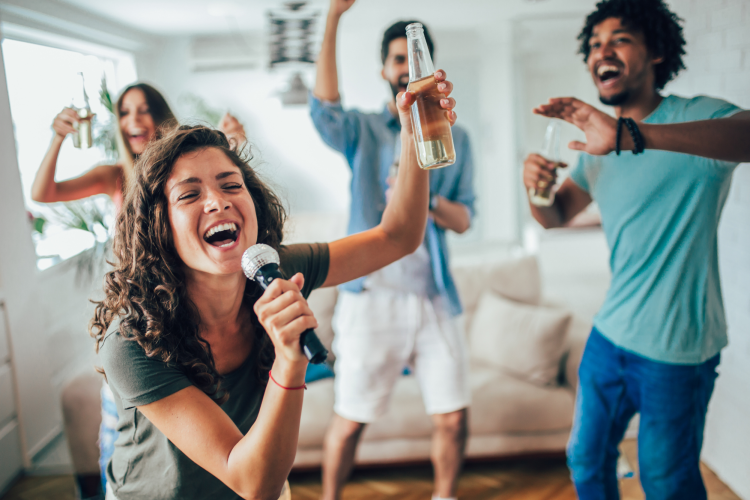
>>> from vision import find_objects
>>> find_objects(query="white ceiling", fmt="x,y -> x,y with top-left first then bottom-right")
57,0 -> 597,36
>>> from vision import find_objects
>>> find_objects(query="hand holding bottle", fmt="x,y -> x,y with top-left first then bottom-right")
528,120 -> 567,206
51,107 -> 84,139
397,70 -> 457,138
523,153 -> 567,193
405,23 -> 457,170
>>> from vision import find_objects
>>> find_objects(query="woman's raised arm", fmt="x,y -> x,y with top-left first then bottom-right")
31,107 -> 119,203
322,70 -> 457,288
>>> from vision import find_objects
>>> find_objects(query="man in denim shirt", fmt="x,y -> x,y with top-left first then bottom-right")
310,1 -> 475,499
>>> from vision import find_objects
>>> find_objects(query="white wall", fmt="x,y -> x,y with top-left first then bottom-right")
664,0 -> 750,497
138,37 -> 353,218
137,21 -> 518,249
514,15 -> 600,237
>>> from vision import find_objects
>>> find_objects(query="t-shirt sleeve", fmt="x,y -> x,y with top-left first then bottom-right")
99,324 -> 192,410
684,95 -> 743,120
278,243 -> 330,298
568,153 -> 591,193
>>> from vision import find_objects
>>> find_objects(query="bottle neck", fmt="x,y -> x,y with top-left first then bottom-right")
407,31 -> 434,82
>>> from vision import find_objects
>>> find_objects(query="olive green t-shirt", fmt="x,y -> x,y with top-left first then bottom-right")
99,243 -> 329,500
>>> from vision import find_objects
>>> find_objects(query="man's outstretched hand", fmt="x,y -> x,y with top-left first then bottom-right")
534,98 -> 620,156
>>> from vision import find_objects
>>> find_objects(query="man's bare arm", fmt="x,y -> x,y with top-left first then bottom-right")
535,98 -> 750,163
522,153 -> 592,229
632,111 -> 750,163
430,197 -> 471,234
313,0 -> 356,102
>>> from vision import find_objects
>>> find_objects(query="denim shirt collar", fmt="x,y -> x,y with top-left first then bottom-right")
382,105 -> 400,132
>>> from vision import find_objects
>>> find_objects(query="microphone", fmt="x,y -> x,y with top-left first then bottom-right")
241,244 -> 329,364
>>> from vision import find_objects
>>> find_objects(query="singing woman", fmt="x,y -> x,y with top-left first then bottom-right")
91,72 -> 457,500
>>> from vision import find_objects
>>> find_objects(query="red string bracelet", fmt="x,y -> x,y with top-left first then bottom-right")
269,370 -> 307,391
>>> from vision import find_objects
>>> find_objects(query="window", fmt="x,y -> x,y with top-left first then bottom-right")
1,37 -> 136,270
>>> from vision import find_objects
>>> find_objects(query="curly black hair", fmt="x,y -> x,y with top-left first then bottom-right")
578,0 -> 686,90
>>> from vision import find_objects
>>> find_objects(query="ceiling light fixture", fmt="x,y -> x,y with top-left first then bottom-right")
267,1 -> 319,67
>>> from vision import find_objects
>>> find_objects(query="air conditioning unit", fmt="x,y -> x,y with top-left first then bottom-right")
188,33 -> 265,72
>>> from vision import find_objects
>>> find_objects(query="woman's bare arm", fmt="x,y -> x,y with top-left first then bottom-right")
138,381 -> 303,500
136,274 -> 314,500
31,108 -> 119,203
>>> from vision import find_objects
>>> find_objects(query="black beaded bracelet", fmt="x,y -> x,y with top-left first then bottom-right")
615,117 -> 624,156
623,117 -> 645,155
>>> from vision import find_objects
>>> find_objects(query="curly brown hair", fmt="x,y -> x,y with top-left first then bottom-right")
90,125 -> 286,403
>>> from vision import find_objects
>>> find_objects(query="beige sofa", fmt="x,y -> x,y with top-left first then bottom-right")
293,229 -> 610,468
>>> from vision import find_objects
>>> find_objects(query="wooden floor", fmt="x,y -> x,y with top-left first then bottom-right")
289,441 -> 739,500
1,441 -> 739,500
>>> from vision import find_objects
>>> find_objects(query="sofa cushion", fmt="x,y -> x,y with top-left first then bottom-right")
468,365 -> 574,434
297,378 -> 335,448
305,363 -> 335,384
469,292 -> 572,386
453,255 -> 541,333
297,367 -> 576,450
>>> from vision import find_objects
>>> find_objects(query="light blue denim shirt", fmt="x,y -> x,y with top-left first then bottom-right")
309,94 -> 476,316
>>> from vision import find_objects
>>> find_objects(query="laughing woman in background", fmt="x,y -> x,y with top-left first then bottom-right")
33,83 -> 176,210
91,73 -> 456,500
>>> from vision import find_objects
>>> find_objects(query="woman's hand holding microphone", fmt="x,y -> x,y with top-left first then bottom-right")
253,274 -> 317,388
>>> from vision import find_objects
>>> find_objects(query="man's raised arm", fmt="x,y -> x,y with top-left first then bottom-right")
314,0 -> 356,102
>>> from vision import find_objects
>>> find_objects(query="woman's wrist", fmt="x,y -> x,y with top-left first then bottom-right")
270,358 -> 307,388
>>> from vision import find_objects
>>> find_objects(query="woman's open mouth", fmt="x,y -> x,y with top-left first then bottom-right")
203,222 -> 240,248
127,129 -> 150,143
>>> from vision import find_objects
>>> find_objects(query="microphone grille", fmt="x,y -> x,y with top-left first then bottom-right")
241,244 -> 280,280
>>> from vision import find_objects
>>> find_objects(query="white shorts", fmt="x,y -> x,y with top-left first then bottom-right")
332,289 -> 470,423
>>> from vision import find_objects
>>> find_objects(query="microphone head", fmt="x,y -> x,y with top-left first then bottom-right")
241,244 -> 280,281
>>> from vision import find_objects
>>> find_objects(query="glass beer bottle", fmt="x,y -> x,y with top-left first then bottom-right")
405,23 -> 455,170
529,119 -> 562,207
71,72 -> 93,149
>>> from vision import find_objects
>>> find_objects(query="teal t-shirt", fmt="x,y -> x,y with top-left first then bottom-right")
569,95 -> 743,364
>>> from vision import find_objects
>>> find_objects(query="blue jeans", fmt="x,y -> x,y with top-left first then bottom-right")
567,328 -> 720,500
99,383 -> 118,493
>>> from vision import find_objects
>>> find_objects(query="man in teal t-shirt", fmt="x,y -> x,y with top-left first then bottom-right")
522,0 -> 750,498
